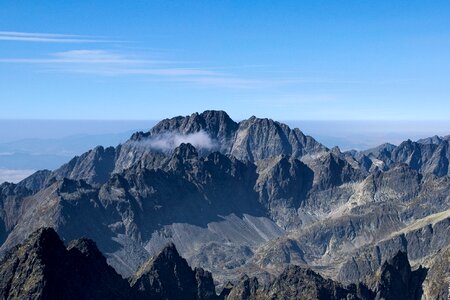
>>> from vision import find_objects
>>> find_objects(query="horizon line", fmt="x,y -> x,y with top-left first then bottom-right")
1,118 -> 450,122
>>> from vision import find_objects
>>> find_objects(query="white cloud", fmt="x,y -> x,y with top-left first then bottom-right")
0,169 -> 35,184
0,31 -> 109,43
62,66 -> 221,77
132,130 -> 217,152
0,37 -> 343,89
0,50 -> 163,64
0,49 -> 265,87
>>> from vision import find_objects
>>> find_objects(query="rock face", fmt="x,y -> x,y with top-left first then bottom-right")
0,182 -> 32,244
422,245 -> 450,300
130,242 -> 219,300
132,110 -> 327,162
0,227 -> 131,300
0,228 -> 431,300
336,211 -> 450,285
53,145 -> 116,186
148,110 -> 238,153
15,169 -> 52,193
0,227 -> 221,300
226,266 -> 373,300
357,138 -> 450,177
373,251 -> 427,300
0,110 -> 449,298
226,252 -> 430,300
229,116 -> 326,161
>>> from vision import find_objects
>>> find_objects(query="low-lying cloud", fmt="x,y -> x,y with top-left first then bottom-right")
136,130 -> 217,152
0,169 -> 35,184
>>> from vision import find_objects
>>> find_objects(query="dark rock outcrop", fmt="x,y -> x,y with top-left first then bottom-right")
230,116 -> 326,161
53,146 -> 116,186
226,266 -> 374,300
374,251 -> 427,300
130,242 -> 219,300
359,138 -> 450,177
0,228 -> 439,300
16,169 -> 53,193
0,227 -> 132,300
0,182 -> 32,244
0,228 -> 223,300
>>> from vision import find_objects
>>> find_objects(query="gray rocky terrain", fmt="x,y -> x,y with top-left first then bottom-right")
0,228 -> 430,300
0,110 -> 448,298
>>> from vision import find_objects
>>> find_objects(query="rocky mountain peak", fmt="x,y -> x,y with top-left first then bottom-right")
131,241 -> 189,280
331,146 -> 342,156
173,143 -> 199,160
0,181 -> 30,198
156,241 -> 180,260
226,265 -> 374,300
167,143 -> 199,175
375,251 -> 427,300
226,275 -> 260,300
130,242 -> 219,300
52,145 -> 116,186
150,110 -> 237,138
16,169 -> 53,193
0,227 -> 133,299
1,229 -> 224,299
25,226 -> 66,253
231,115 -> 313,161
128,111 -> 327,162
417,135 -> 444,145
67,237 -> 105,261
198,110 -> 238,136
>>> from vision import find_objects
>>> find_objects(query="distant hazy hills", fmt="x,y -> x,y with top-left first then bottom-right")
0,132 -> 136,158
2,119 -> 450,183
0,119 -> 156,183
0,131 -> 142,182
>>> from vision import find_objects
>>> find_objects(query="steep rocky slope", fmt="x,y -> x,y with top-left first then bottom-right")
0,228 -> 220,300
0,182 -> 33,244
0,227 -> 131,299
225,251 -> 429,300
225,266 -> 373,300
355,137 -> 450,176
0,228 -> 431,300
0,110 -> 448,297
130,242 -> 219,300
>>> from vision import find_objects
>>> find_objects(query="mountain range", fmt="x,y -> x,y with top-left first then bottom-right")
0,110 -> 448,299
0,227 -> 430,300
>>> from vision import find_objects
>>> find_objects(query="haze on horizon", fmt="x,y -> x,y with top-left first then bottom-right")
1,117 -> 450,184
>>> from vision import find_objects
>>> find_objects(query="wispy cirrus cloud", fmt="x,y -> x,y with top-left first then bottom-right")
0,50 -> 167,64
0,49 -> 260,88
0,31 -> 112,43
0,48 -> 386,89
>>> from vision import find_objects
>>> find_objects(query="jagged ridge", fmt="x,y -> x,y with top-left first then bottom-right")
0,110 -> 448,298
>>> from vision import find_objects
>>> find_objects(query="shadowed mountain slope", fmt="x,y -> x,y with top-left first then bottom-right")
0,111 -> 448,297
0,228 -> 430,300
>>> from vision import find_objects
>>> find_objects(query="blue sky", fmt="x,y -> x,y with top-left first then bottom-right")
1,1 -> 449,121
